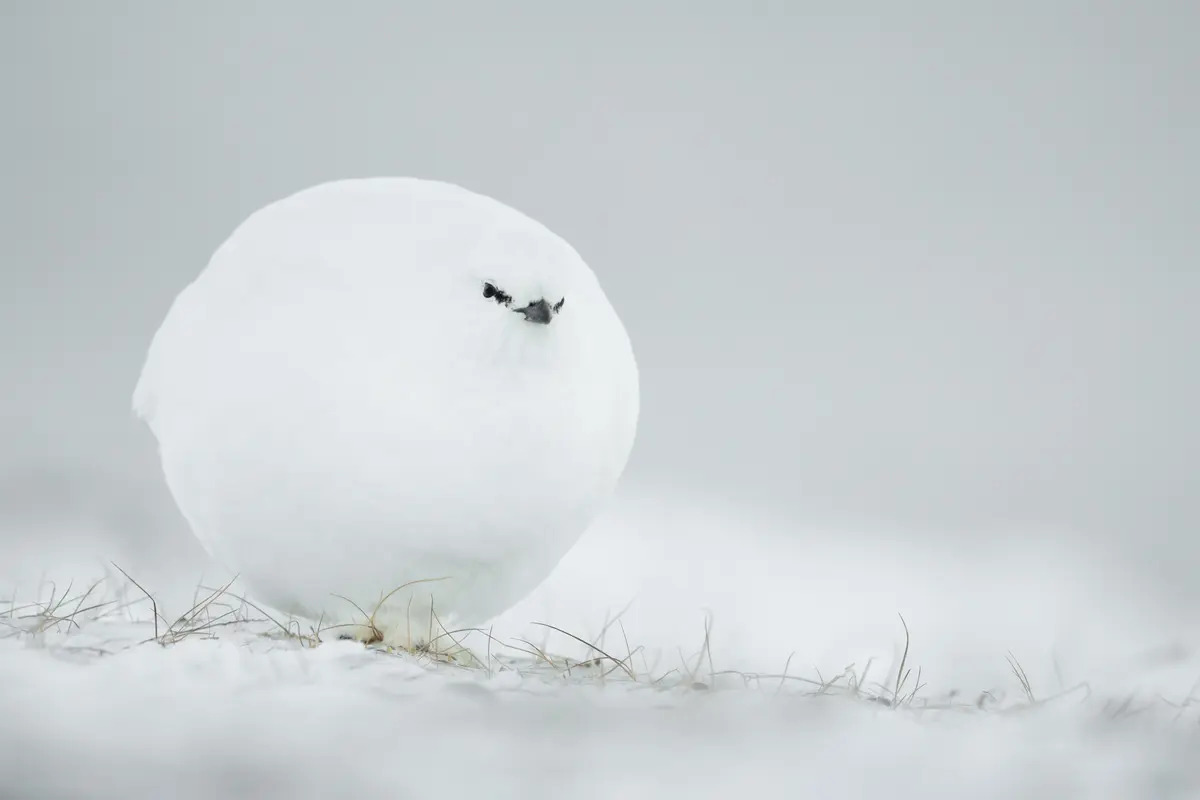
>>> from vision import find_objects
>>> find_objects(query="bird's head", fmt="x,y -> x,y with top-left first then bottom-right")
480,279 -> 565,325
465,219 -> 585,336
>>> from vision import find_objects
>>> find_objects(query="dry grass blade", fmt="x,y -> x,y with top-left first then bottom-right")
678,612 -> 718,688
651,668 -> 681,686
331,593 -> 380,641
371,577 -> 452,616
64,580 -> 109,629
593,598 -> 637,652
599,644 -> 645,680
327,577 -> 456,648
425,609 -> 482,667
892,613 -> 912,707
851,658 -> 875,698
166,576 -> 241,634
512,637 -> 561,670
530,622 -> 635,680
617,619 -> 638,680
698,612 -> 716,686
902,666 -> 926,706
775,652 -> 796,696
110,563 -> 163,641
1005,651 -> 1035,704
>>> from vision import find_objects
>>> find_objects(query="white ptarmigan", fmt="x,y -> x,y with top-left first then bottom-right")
133,178 -> 639,645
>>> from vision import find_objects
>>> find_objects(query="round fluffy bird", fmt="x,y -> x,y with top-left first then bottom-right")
133,178 -> 639,647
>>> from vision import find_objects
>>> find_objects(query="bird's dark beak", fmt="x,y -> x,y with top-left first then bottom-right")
515,299 -> 553,325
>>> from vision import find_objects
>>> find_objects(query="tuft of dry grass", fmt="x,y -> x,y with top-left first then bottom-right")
3,568 -> 1192,723
1,577 -> 117,637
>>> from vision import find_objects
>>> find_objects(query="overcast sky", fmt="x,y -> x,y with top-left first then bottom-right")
1,3 -> 1196,593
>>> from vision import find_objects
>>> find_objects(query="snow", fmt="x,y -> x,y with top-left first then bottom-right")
131,178 -> 639,642
2,487 -> 1198,799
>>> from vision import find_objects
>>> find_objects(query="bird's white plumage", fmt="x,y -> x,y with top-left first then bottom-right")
134,178 -> 638,642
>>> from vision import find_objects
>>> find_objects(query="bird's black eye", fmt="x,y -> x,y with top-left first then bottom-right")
482,281 -> 512,306
553,298 -> 565,313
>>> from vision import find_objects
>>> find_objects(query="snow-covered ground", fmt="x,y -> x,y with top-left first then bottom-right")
2,487 -> 1198,799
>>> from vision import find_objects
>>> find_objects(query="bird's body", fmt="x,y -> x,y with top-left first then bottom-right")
134,178 -> 638,643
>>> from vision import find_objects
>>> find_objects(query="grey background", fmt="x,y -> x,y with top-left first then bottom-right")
1,4 -> 1196,595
